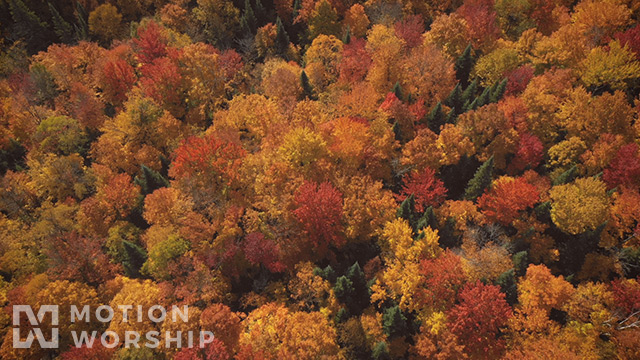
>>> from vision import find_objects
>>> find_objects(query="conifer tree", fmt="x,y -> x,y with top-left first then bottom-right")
275,17 -> 290,56
461,78 -> 478,108
427,101 -> 445,133
372,341 -> 391,360
383,306 -> 407,338
464,155 -> 494,200
455,44 -> 474,87
134,164 -> 169,196
48,2 -> 74,43
300,70 -> 316,100
9,0 -> 47,52
343,26 -> 351,44
490,78 -> 508,103
445,83 -> 463,111
392,81 -> 403,101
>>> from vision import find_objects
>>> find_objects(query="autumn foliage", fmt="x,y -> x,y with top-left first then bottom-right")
0,0 -> 639,358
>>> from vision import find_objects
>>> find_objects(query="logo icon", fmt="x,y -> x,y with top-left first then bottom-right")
12,305 -> 59,349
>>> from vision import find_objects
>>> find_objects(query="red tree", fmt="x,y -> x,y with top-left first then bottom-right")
101,59 -> 137,104
243,232 -> 286,273
170,134 -> 246,189
394,15 -> 425,49
418,250 -> 468,311
477,176 -> 539,225
615,25 -> 640,59
338,38 -> 372,83
505,65 -> 535,96
293,181 -> 345,255
134,21 -> 168,64
397,167 -> 448,213
603,143 -> 640,189
447,281 -> 512,358
508,132 -> 543,173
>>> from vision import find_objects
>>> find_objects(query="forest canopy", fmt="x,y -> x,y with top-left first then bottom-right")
0,0 -> 640,359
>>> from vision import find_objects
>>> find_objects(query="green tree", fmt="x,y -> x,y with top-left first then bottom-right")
464,156 -> 494,200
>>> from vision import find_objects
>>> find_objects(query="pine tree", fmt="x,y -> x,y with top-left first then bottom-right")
241,0 -> 257,33
455,44 -> 474,87
397,193 -> 417,228
476,87 -> 491,107
275,17 -> 290,57
48,2 -> 74,43
334,276 -> 354,303
343,26 -> 351,44
427,101 -> 445,133
392,81 -> 403,101
382,306 -> 407,338
464,155 -> 494,200
490,78 -> 507,103
293,0 -> 302,20
552,164 -> 578,185
74,0 -> 89,41
445,83 -> 463,111
121,240 -> 148,278
372,341 -> 391,360
300,70 -> 316,100
9,0 -> 47,53
254,0 -> 266,24
461,78 -> 478,108
446,108 -> 457,124
416,206 -> 437,232
134,164 -> 170,195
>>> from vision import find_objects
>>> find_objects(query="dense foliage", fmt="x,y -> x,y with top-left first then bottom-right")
1,0 -> 640,358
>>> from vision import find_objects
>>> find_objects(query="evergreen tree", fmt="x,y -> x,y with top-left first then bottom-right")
334,307 -> 349,323
476,86 -> 491,107
293,0 -> 302,20
300,70 -> 316,100
48,2 -> 74,43
134,164 -> 170,196
416,206 -> 437,232
382,306 -> 407,338
490,78 -> 508,103
397,194 -> 417,228
461,78 -> 478,108
343,26 -> 351,44
445,83 -> 463,111
427,101 -> 445,133
464,155 -> 494,200
553,165 -> 579,185
74,0 -> 89,41
334,276 -> 354,303
455,44 -> 474,87
121,240 -> 148,278
372,341 -> 391,360
446,107 -> 457,124
9,0 -> 47,53
243,0 -> 257,32
392,81 -> 403,101
254,0 -> 266,24
275,17 -> 290,57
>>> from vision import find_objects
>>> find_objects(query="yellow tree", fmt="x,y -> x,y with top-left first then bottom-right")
371,218 -> 441,312
365,24 -> 405,94
88,3 -> 123,45
304,34 -> 343,92
549,177 -> 610,235
580,40 -> 640,90
400,43 -> 456,106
